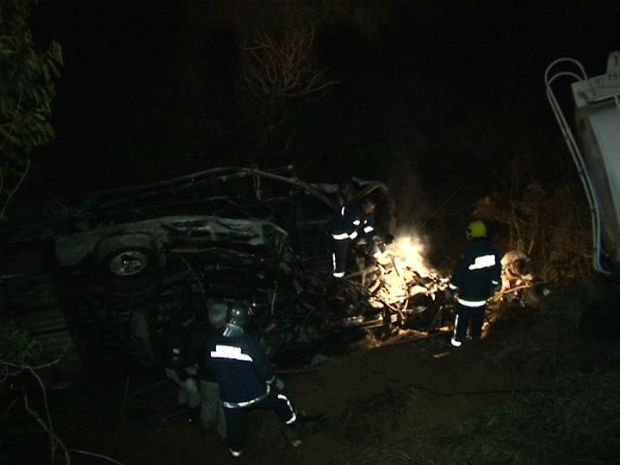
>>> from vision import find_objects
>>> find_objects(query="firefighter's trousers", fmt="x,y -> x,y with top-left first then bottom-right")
453,302 -> 486,342
331,237 -> 350,277
223,387 -> 296,454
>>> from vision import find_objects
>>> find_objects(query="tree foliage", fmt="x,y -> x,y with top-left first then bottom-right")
0,0 -> 62,219
472,159 -> 593,284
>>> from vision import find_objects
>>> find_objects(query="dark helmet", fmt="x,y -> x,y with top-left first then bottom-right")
226,302 -> 250,328
361,196 -> 377,214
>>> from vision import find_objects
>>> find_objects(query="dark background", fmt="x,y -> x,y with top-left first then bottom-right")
26,0 -> 620,207
4,6 -> 619,463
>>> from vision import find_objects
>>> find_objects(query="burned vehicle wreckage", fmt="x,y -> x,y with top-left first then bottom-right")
2,166 -> 457,373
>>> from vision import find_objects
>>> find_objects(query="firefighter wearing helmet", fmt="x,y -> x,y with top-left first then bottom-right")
205,302 -> 303,457
162,310 -> 202,415
329,196 -> 378,278
448,220 -> 502,347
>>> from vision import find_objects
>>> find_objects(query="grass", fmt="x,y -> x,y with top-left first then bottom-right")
337,280 -> 620,465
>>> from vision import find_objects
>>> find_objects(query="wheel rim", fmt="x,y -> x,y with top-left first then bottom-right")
108,250 -> 150,276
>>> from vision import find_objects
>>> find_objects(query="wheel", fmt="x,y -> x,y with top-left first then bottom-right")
95,234 -> 160,302
102,246 -> 159,300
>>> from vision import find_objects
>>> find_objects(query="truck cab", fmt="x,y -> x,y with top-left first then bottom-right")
545,51 -> 620,277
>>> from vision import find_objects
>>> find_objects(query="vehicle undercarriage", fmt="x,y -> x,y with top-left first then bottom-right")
2,166 -> 539,373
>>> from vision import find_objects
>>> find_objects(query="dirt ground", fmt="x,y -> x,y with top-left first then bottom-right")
6,298 -> 620,465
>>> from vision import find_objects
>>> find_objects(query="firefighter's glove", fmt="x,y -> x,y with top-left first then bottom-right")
268,376 -> 285,391
371,236 -> 386,258
275,377 -> 285,391
384,233 -> 394,245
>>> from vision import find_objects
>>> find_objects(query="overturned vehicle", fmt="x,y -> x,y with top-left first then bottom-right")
1,166 -> 457,373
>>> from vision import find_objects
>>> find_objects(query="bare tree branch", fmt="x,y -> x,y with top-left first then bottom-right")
2,356 -> 126,465
23,382 -> 70,464
1,157 -> 31,218
238,27 -> 338,151
69,449 -> 126,465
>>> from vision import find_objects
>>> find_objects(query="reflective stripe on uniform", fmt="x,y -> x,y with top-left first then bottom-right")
468,254 -> 497,270
278,393 -> 297,424
210,344 -> 253,362
332,232 -> 349,240
222,385 -> 270,409
457,298 -> 487,307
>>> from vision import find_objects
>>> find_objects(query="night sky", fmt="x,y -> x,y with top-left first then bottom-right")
27,0 -> 620,204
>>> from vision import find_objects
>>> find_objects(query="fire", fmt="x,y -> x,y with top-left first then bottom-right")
390,234 -> 431,275
376,233 -> 431,276
370,232 -> 437,308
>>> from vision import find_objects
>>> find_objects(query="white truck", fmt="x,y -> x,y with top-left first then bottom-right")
545,51 -> 620,277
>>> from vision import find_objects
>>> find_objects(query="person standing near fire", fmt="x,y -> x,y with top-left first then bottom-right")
448,220 -> 502,347
329,196 -> 379,278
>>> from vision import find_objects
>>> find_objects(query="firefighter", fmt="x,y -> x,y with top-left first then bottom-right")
448,220 -> 502,348
193,301 -> 228,439
330,196 -> 378,278
338,178 -> 361,206
162,310 -> 201,416
205,302 -> 303,458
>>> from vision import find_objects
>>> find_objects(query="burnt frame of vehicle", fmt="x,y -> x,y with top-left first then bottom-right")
3,166 -> 410,373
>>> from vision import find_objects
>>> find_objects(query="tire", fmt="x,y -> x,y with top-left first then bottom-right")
101,246 -> 159,300
94,234 -> 160,302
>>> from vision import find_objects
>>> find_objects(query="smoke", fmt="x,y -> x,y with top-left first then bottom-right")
383,106 -> 432,230
386,157 -> 433,229
384,128 -> 435,275
388,232 -> 433,276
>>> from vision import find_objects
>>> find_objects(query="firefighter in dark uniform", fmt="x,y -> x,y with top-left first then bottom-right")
330,196 -> 378,278
163,311 -> 201,413
449,220 -> 502,348
194,302 -> 228,439
205,302 -> 302,458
